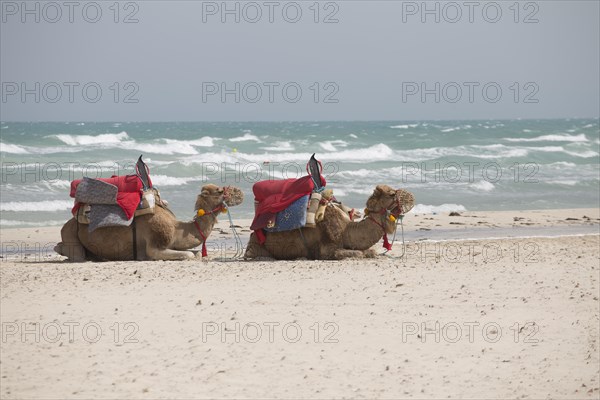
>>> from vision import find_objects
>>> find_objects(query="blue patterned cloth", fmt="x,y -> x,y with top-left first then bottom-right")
264,195 -> 309,233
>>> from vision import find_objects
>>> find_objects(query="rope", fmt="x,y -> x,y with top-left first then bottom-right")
381,215 -> 407,259
211,200 -> 245,262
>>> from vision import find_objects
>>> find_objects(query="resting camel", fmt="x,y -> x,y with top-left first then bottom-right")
244,185 -> 414,260
55,184 -> 244,261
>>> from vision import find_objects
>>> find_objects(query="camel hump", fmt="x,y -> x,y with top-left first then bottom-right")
317,205 -> 347,243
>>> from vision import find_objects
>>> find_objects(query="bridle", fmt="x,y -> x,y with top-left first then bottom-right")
192,186 -> 232,258
365,191 -> 405,252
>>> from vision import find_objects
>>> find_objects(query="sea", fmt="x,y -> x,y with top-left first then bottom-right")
1,119 -> 599,229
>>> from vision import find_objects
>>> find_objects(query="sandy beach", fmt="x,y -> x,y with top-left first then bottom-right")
1,208 -> 599,399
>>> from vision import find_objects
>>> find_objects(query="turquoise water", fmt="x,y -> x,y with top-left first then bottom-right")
1,119 -> 599,228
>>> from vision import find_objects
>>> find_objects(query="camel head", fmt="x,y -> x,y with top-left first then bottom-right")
366,184 -> 415,217
194,184 -> 244,215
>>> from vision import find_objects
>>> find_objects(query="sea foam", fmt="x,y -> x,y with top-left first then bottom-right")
237,143 -> 394,163
390,124 -> 419,129
504,133 -> 588,143
52,131 -> 130,146
0,142 -> 30,154
0,200 -> 73,212
229,133 -> 261,142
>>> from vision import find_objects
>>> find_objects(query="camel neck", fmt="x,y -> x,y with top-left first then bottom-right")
173,215 -> 218,251
342,215 -> 392,251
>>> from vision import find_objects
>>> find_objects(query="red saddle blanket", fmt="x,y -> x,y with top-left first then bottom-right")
70,175 -> 143,220
250,175 -> 323,231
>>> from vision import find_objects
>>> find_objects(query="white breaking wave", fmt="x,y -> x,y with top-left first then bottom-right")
504,133 -> 588,143
319,140 -> 348,152
187,137 -> 216,147
237,143 -> 394,163
52,131 -> 130,146
132,141 -> 198,155
525,145 -> 599,158
410,204 -> 467,214
390,124 -> 419,129
261,141 -> 295,152
0,143 -> 98,155
1,200 -> 73,212
547,161 -> 577,168
150,175 -> 201,186
41,180 -> 72,190
546,180 -> 579,186
126,136 -> 217,155
0,142 -> 30,154
470,181 -> 495,192
1,219 -> 65,227
180,142 -> 586,166
564,150 -> 599,158
5,133 -> 218,156
229,133 -> 261,142
400,144 -> 529,160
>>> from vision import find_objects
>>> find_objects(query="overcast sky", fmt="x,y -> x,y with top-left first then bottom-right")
1,0 -> 598,121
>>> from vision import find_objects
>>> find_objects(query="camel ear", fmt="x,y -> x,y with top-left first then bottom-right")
367,186 -> 385,210
374,185 -> 388,195
200,184 -> 219,197
319,207 -> 344,243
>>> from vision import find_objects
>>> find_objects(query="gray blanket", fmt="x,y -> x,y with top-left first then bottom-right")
75,177 -> 134,232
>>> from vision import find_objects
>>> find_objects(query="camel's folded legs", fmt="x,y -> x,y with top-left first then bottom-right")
55,218 -> 87,262
146,244 -> 194,261
334,249 -> 365,259
244,233 -> 273,260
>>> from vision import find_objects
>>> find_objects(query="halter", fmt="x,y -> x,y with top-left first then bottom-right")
192,186 -> 243,259
365,192 -> 405,251
192,187 -> 230,258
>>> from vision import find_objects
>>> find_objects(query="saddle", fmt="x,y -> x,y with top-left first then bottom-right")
70,156 -> 166,232
250,154 -> 326,232
250,176 -> 316,231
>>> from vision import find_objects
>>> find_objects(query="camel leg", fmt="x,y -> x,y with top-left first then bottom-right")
334,249 -> 365,260
363,248 -> 378,258
244,233 -> 272,260
318,243 -> 339,260
54,218 -> 87,262
146,244 -> 195,261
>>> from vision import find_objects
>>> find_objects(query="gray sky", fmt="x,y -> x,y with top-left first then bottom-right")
1,0 -> 599,121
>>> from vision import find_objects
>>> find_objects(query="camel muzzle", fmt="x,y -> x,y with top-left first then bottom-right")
222,186 -> 244,207
393,189 -> 416,216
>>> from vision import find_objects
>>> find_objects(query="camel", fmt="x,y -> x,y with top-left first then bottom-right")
244,185 -> 414,260
54,184 -> 244,261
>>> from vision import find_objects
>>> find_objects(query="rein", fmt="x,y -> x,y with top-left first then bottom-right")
193,202 -> 225,258
193,218 -> 209,257
193,187 -> 243,260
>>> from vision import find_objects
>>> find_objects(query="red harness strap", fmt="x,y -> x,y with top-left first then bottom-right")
192,188 -> 231,258
368,216 -> 392,251
367,195 -> 404,251
193,219 -> 208,257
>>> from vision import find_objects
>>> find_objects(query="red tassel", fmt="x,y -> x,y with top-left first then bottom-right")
255,229 -> 266,245
194,219 -> 209,257
349,208 -> 355,220
382,233 -> 392,251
